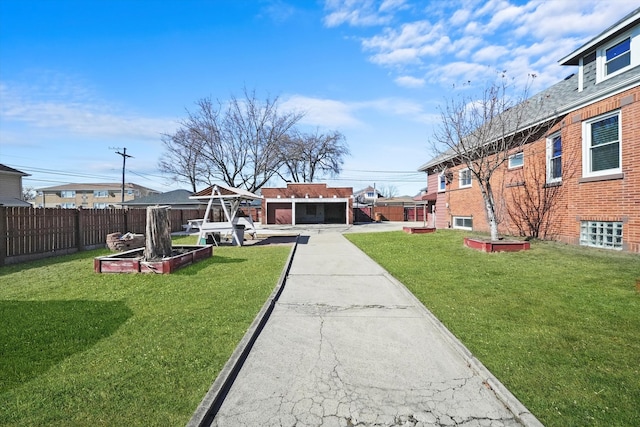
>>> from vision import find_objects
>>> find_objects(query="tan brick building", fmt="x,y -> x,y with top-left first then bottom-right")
419,10 -> 640,252
34,183 -> 159,209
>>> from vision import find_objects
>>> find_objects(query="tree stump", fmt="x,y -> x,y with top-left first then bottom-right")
144,206 -> 173,261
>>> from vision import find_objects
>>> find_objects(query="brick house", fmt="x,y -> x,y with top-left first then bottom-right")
418,9 -> 640,252
34,183 -> 159,209
261,183 -> 353,225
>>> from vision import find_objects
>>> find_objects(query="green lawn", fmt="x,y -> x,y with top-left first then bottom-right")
345,230 -> 640,427
0,236 -> 291,426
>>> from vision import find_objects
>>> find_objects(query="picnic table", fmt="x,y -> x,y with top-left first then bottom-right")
189,184 -> 261,246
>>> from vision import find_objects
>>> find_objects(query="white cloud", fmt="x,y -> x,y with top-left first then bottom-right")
395,75 -> 425,88
472,45 -> 509,62
281,94 -> 436,129
0,80 -> 177,141
335,0 -> 640,92
281,95 -> 362,128
362,21 -> 450,65
370,47 -> 421,65
323,0 -> 394,27
450,8 -> 471,26
379,0 -> 408,13
427,62 -> 497,86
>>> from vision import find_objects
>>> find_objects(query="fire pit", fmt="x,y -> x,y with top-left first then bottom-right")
94,245 -> 213,274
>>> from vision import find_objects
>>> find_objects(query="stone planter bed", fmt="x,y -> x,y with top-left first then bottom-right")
94,245 -> 213,274
464,237 -> 530,253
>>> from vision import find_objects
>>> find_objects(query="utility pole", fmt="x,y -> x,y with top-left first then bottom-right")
115,148 -> 133,205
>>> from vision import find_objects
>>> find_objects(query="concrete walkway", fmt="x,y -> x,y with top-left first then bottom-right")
192,225 -> 542,427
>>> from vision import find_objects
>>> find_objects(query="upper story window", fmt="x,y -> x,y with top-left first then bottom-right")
94,190 -> 109,198
597,29 -> 638,82
60,190 -> 76,198
366,191 -> 375,198
438,172 -> 446,192
583,111 -> 621,178
605,38 -> 631,76
459,168 -> 472,188
546,133 -> 562,183
508,152 -> 524,169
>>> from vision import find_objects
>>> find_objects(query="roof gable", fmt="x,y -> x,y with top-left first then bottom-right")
0,164 -> 30,176
559,8 -> 640,66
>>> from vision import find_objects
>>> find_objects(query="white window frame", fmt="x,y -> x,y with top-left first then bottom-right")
458,168 -> 472,188
94,190 -> 109,198
438,172 -> 446,192
453,216 -> 472,230
508,152 -> 524,169
60,190 -> 76,198
582,111 -> 621,178
546,132 -> 562,184
580,221 -> 623,250
597,29 -> 639,82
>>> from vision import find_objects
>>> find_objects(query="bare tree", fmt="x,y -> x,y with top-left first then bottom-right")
505,140 -> 577,239
431,75 -> 558,240
378,184 -> 399,198
22,186 -> 36,202
277,129 -> 349,183
158,128 -> 209,192
160,88 -> 304,193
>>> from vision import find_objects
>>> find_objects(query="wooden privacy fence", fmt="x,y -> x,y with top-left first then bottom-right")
0,207 -> 207,266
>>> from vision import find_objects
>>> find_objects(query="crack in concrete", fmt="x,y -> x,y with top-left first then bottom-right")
278,302 -> 413,315
213,311 -> 521,426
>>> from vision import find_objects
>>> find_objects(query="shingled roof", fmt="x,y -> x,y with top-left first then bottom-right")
418,65 -> 640,173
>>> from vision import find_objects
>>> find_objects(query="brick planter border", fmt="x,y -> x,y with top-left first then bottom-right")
94,245 -> 213,274
403,227 -> 436,234
464,237 -> 530,253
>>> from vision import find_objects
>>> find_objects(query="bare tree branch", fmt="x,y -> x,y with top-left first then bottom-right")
159,88 -> 304,193
277,129 -> 349,183
431,74 -> 559,240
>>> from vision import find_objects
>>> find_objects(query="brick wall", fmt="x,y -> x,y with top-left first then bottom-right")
430,85 -> 640,252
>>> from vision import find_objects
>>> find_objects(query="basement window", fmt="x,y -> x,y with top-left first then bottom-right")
580,221 -> 623,250
453,216 -> 472,230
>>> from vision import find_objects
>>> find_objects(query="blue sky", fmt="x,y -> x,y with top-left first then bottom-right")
1,0 -> 638,197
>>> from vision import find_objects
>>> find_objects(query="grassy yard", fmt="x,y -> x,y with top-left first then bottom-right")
0,235 -> 291,426
345,230 -> 640,427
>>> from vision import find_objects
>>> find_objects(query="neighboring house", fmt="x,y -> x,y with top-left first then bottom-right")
121,189 -> 207,210
418,8 -> 640,252
353,186 -> 383,205
261,183 -> 353,225
0,164 -> 32,207
34,183 -> 159,208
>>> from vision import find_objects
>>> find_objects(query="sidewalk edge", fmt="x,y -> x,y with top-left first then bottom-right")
380,270 -> 545,427
186,236 -> 300,427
